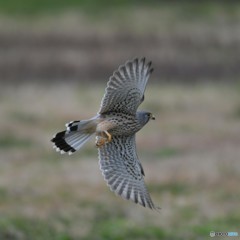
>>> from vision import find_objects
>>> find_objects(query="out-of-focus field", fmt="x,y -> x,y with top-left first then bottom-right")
0,1 -> 240,239
0,83 -> 239,240
1,2 -> 240,83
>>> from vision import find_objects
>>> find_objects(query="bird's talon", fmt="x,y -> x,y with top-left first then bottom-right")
104,131 -> 112,143
95,131 -> 112,148
95,136 -> 107,148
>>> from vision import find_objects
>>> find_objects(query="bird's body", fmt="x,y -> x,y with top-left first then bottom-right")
51,58 -> 159,210
97,111 -> 150,136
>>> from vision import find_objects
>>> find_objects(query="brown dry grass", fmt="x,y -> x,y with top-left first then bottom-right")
0,83 -> 239,239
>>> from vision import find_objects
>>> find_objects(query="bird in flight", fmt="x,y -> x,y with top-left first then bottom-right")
51,58 -> 159,210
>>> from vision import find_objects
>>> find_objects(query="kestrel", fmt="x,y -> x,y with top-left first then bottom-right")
51,58 -> 159,210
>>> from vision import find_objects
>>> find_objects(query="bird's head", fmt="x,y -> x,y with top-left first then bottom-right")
137,111 -> 155,126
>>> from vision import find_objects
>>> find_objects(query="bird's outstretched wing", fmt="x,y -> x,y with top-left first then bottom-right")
99,58 -> 153,115
98,135 -> 159,210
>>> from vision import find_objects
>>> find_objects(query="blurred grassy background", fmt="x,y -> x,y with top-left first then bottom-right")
0,1 -> 240,240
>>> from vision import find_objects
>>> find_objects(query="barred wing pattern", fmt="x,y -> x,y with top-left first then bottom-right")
99,58 -> 153,115
98,135 -> 159,210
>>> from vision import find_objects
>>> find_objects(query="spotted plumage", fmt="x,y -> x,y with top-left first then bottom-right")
51,58 -> 159,210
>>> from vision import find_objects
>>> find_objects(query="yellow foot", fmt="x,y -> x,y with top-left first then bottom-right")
103,130 -> 112,143
95,131 -> 112,148
95,137 -> 106,148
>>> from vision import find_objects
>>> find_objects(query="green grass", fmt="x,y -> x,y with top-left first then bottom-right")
232,104 -> 240,119
0,1 -> 240,17
84,219 -> 168,240
0,0 -> 149,15
191,215 -> 240,238
1,213 -> 238,240
0,187 -> 8,202
177,206 -> 198,221
149,182 -> 191,195
81,204 -> 177,240
155,147 -> 180,158
9,111 -> 39,124
0,136 -> 33,148
0,217 -> 73,240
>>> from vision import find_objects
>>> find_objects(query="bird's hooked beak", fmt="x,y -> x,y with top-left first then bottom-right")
150,113 -> 155,120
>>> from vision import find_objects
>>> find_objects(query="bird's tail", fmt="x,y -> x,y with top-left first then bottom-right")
51,119 -> 97,155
